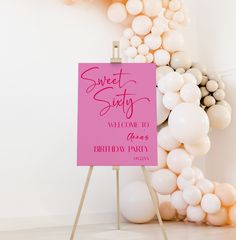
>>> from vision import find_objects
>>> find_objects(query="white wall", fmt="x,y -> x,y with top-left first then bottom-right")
0,0 -> 235,231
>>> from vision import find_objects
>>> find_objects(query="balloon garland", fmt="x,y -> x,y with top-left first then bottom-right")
64,0 -> 236,226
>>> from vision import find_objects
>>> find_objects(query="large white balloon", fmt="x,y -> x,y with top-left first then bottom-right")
162,30 -> 184,52
168,103 -> 209,144
158,126 -> 181,151
157,88 -> 170,126
120,181 -> 155,223
187,205 -> 206,223
151,169 -> 177,195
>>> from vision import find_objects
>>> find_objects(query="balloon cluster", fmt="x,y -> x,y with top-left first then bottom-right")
64,0 -> 235,226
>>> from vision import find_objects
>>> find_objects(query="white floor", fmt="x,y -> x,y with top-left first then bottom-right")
1,222 -> 236,240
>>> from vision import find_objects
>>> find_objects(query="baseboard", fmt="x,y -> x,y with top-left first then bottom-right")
0,212 -> 124,231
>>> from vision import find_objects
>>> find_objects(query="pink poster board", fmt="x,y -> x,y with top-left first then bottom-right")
77,63 -> 157,166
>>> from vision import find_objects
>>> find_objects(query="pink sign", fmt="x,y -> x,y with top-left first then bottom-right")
77,63 -> 157,166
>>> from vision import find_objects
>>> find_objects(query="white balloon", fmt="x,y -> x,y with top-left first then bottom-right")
126,0 -> 143,15
170,51 -> 192,70
156,66 -> 174,84
146,146 -> 167,171
184,136 -> 211,156
177,175 -> 195,191
187,205 -> 206,223
171,190 -> 188,210
123,28 -> 134,39
182,73 -> 197,85
183,186 -> 202,206
193,167 -> 204,181
134,54 -> 146,63
168,103 -> 209,144
196,179 -> 214,194
107,3 -> 127,23
156,89 -> 170,126
158,126 -> 181,151
154,49 -> 170,66
181,167 -> 195,181
132,15 -> 152,35
162,30 -> 184,52
201,193 -> 221,214
120,181 -> 155,223
151,169 -> 177,195
143,0 -> 162,17
158,72 -> 184,94
167,148 -> 192,174
180,82 -> 201,103
163,92 -> 182,110
207,105 -> 231,129
144,34 -> 162,50
125,46 -> 138,58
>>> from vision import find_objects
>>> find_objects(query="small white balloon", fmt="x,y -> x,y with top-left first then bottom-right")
158,126 -> 181,151
120,181 -> 155,223
171,190 -> 188,210
151,169 -> 177,195
162,30 -> 184,52
156,89 -> 170,125
196,179 -> 214,194
213,89 -> 225,101
138,44 -> 149,55
180,82 -> 201,103
181,167 -> 195,181
184,136 -> 211,157
167,148 -> 192,174
163,92 -> 182,110
107,3 -> 127,23
154,49 -> 170,66
201,193 -> 221,214
125,46 -> 138,58
206,80 -> 218,92
158,72 -> 184,94
177,175 -> 195,191
123,28 -> 134,39
126,0 -> 143,15
130,35 -> 142,47
144,34 -> 162,50
168,103 -> 209,144
132,15 -> 152,35
143,0 -> 162,17
187,205 -> 206,223
207,105 -> 231,129
183,186 -> 202,206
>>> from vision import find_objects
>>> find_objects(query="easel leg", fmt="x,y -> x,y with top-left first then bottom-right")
141,166 -> 168,240
70,166 -> 94,240
113,166 -> 120,230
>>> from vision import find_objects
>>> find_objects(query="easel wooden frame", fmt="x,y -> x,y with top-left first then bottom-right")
69,41 -> 168,240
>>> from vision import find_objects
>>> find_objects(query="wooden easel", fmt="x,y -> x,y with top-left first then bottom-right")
69,41 -> 168,240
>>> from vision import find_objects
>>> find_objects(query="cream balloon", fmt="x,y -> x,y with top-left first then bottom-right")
182,73 -> 197,85
181,167 -> 195,181
196,179 -> 214,194
120,181 -> 155,223
187,205 -> 206,223
171,190 -> 188,210
229,203 -> 236,225
154,49 -> 170,66
207,105 -> 231,129
167,148 -> 192,174
156,66 -> 174,84
156,88 -> 170,126
177,175 -> 195,191
162,30 -> 184,52
144,34 -> 162,50
180,82 -> 201,103
168,103 -> 209,144
207,207 -> 228,226
143,0 -> 162,17
184,136 -> 211,157
159,201 -> 177,221
158,126 -> 181,151
126,0 -> 143,15
201,193 -> 221,214
151,169 -> 177,195
215,183 -> 236,207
